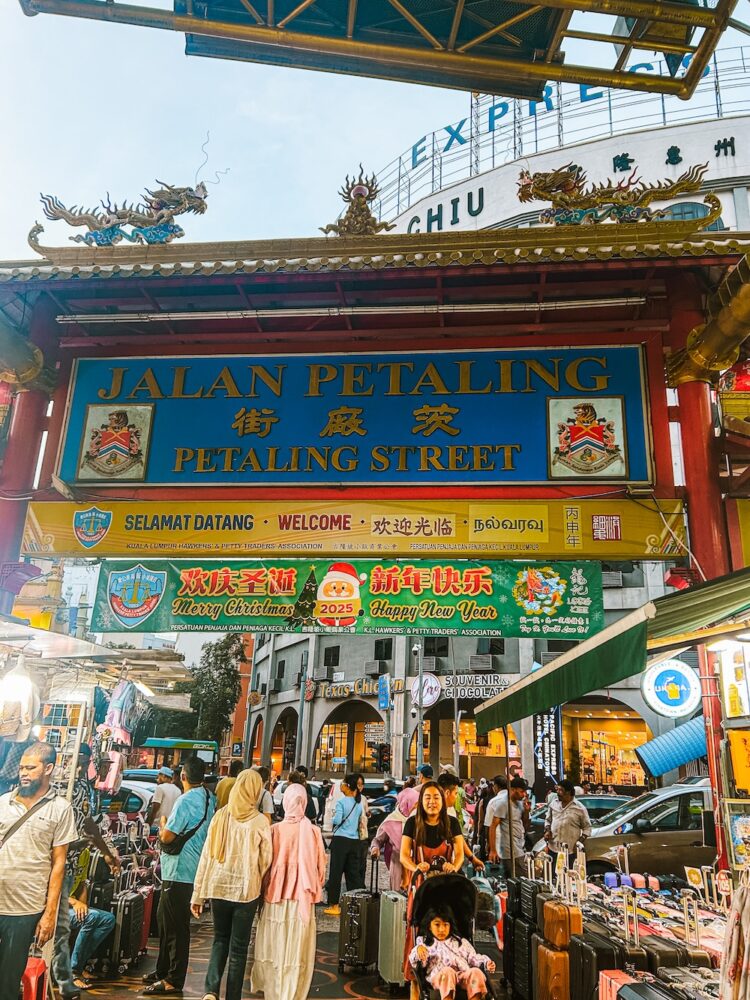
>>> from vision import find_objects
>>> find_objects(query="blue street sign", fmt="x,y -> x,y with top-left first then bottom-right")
378,673 -> 391,711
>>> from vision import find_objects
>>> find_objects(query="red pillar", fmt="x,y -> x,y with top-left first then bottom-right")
667,274 -> 729,868
667,276 -> 730,580
0,297 -> 57,567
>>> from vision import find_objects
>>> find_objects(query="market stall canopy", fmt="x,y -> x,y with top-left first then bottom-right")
0,616 -> 192,688
476,566 -> 750,733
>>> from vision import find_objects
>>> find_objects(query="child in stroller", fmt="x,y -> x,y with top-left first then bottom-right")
408,874 -> 496,1000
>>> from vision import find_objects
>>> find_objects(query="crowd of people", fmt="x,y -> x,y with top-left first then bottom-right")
0,740 -> 599,1000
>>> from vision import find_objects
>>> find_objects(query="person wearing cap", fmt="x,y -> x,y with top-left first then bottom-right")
146,766 -> 181,831
417,764 -> 434,784
488,777 -> 530,877
52,742 -> 119,998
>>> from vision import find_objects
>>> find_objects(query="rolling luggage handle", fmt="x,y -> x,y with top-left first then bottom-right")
621,886 -> 640,949
681,889 -> 701,948
701,866 -> 718,909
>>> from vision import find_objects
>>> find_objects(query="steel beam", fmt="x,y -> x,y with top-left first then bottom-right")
20,0 -> 695,96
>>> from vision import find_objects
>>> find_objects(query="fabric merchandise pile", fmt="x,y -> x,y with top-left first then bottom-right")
497,853 -> 728,1000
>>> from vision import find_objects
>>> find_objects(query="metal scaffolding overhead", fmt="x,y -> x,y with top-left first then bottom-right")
18,0 -> 740,100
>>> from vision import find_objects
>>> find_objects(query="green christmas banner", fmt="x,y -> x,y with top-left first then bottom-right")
92,558 -> 603,638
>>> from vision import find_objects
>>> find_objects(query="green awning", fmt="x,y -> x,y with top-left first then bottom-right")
476,565 -> 750,734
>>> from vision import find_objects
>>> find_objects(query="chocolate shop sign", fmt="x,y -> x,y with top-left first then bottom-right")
442,674 -> 514,701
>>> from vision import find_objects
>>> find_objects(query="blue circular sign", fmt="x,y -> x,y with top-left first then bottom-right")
641,659 -> 702,718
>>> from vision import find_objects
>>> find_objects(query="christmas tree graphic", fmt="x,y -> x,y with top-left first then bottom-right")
286,566 -> 318,628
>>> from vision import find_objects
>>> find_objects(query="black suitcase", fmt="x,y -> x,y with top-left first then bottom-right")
513,917 -> 534,1000
95,882 -> 144,975
507,877 -> 522,917
520,878 -> 544,924
88,879 -> 114,912
639,935 -> 687,973
338,862 -> 380,972
570,932 -> 620,1000
617,984 -> 675,1000
502,912 -> 515,986
531,932 -> 543,1000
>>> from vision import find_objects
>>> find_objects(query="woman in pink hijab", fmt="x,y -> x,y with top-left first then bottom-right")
251,782 -> 327,1000
370,786 -> 420,890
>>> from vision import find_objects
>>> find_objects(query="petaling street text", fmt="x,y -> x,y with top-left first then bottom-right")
172,443 -> 522,475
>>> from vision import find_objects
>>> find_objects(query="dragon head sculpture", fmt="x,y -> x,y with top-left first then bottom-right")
517,163 -> 587,204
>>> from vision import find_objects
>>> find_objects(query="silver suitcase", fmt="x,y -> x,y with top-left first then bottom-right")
378,889 -> 407,991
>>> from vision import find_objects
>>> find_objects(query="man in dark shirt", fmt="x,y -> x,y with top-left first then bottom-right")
296,766 -> 318,821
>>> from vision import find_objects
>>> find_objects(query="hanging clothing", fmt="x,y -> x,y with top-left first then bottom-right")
103,680 -> 138,744
251,784 -> 327,1000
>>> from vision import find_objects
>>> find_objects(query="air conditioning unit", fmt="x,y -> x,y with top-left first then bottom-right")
421,656 -> 442,673
313,665 -> 333,682
540,651 -> 561,666
271,678 -> 283,692
364,659 -> 386,677
602,570 -> 623,588
469,654 -> 494,673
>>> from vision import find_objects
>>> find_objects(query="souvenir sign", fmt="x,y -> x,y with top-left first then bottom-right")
641,660 -> 702,719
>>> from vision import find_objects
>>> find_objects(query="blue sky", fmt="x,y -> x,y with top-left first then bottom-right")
0,4 -> 470,257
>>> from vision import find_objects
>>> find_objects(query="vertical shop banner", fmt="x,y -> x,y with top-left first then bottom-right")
532,707 -> 563,801
92,558 -> 603,637
58,348 -> 652,486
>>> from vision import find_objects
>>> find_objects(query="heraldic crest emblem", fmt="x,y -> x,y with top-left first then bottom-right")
553,401 -> 623,475
82,408 -> 145,478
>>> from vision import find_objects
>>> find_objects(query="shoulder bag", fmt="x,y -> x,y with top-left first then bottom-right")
0,793 -> 53,850
161,788 -> 210,856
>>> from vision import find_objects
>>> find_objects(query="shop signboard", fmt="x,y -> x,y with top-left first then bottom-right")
411,672 -> 442,709
92,558 -> 603,637
22,499 -> 686,560
441,673 -> 514,701
718,643 -> 750,720
641,659 -> 702,718
532,707 -> 563,800
58,348 -> 652,487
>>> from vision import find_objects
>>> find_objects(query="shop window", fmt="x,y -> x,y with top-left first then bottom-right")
665,201 -> 724,231
477,637 -> 505,655
374,638 -> 393,660
276,659 -> 285,679
424,636 -> 449,657
315,723 -> 348,773
324,645 -> 340,667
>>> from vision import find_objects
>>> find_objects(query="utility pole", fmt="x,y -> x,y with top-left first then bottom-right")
413,642 -> 423,769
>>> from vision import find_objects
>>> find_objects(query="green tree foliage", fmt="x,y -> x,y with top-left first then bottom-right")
191,633 -> 244,744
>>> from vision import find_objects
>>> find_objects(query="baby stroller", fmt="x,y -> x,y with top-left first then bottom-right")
409,873 -> 498,1000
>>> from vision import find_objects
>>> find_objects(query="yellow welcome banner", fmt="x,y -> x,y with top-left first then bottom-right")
22,499 -> 686,560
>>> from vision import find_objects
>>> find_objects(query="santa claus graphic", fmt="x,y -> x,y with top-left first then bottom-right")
314,562 -> 367,628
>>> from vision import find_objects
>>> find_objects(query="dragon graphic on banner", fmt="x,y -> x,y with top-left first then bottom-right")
29,180 -> 208,248
517,162 -> 720,226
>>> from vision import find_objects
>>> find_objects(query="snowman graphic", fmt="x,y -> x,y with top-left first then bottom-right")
314,562 -> 367,628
